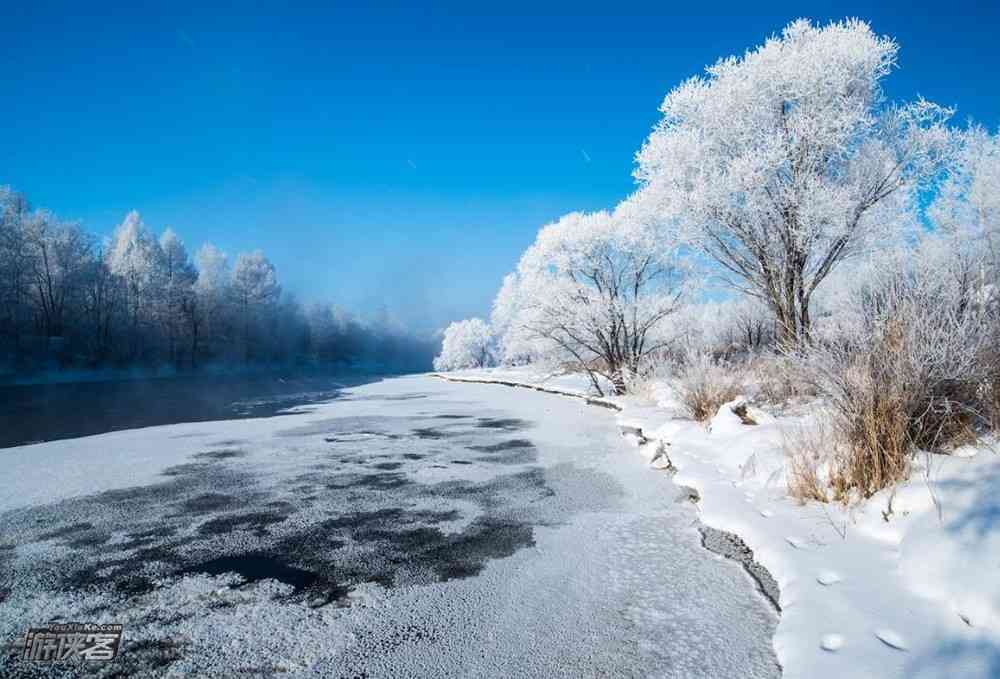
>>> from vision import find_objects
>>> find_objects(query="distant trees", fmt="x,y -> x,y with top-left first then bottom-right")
433,318 -> 493,371
634,19 -> 954,347
0,186 -> 435,377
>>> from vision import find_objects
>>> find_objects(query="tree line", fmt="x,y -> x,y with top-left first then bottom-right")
0,190 -> 435,378
434,19 -> 999,499
439,19 -> 993,390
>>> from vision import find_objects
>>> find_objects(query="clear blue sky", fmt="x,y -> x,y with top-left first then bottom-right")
3,1 -> 997,332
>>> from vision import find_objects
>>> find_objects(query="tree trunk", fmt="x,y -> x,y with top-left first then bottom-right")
771,283 -> 812,349
611,374 -> 627,395
190,322 -> 199,369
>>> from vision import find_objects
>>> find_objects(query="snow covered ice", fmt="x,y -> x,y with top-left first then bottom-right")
0,375 -> 779,677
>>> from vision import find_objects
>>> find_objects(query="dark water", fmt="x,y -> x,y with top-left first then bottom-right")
179,554 -> 323,591
0,373 -> 384,448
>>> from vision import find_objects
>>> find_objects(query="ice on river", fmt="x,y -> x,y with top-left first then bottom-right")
0,375 -> 779,677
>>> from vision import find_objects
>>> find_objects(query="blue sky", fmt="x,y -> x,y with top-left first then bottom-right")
2,2 -> 998,332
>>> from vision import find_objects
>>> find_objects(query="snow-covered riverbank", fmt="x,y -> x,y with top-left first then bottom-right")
439,368 -> 1000,679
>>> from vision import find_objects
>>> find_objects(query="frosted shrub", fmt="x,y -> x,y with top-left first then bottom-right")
621,355 -> 675,404
978,320 -> 1000,432
677,352 -> 745,421
746,353 -> 816,408
670,298 -> 775,363
803,257 -> 997,498
929,125 -> 1000,428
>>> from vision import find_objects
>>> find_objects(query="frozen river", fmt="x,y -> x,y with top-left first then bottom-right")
0,375 -> 779,677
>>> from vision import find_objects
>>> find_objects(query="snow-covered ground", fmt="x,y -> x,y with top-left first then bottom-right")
0,375 -> 778,677
441,367 -> 1000,679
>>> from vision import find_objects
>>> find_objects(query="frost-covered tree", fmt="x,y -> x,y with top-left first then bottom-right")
232,251 -> 280,308
159,229 -> 197,366
79,244 -> 123,365
489,272 -> 538,366
107,211 -> 165,359
195,243 -> 230,298
929,126 -> 1000,287
635,19 -> 954,346
433,318 -> 493,371
193,243 -> 232,362
24,211 -> 93,340
510,204 -> 685,394
231,250 -> 280,361
0,187 -> 33,355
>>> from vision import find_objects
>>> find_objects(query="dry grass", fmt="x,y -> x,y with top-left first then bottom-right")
809,310 -> 989,500
782,419 -> 835,504
990,375 -> 1000,433
980,341 -> 1000,432
827,361 -> 913,499
746,354 -> 817,407
677,353 -> 744,421
783,398 -> 912,505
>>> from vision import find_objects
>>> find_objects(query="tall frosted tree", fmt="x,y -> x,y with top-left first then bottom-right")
194,243 -> 231,362
231,250 -> 280,361
0,187 -> 32,356
490,272 -> 533,365
107,211 -> 164,359
159,229 -> 197,366
635,19 -> 954,346
24,211 -> 92,340
510,204 -> 685,394
79,244 -> 122,365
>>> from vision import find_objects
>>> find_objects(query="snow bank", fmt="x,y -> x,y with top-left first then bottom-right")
433,368 -> 621,410
445,367 -> 1000,679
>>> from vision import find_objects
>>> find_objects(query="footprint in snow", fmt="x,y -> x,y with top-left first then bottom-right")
820,634 -> 844,651
817,571 -> 842,586
759,509 -> 774,518
875,628 -> 908,651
